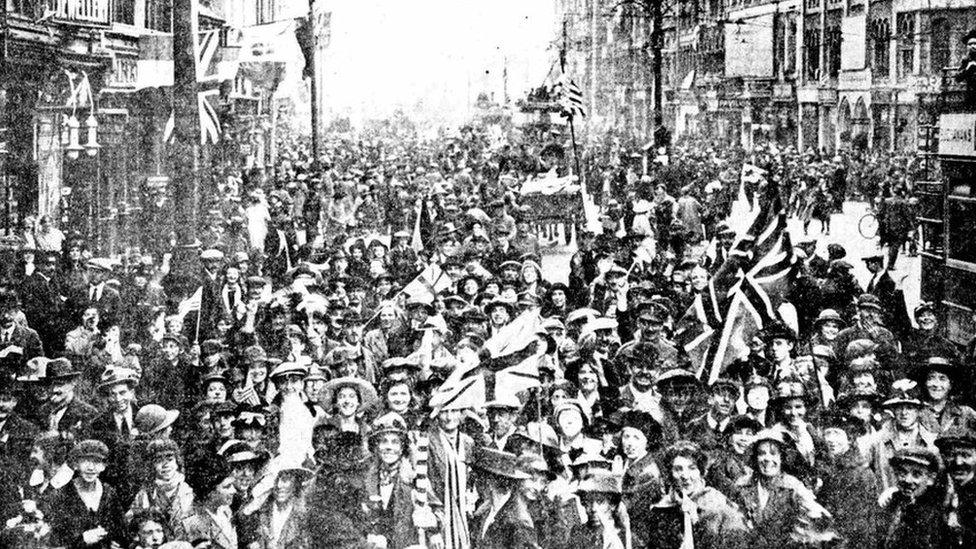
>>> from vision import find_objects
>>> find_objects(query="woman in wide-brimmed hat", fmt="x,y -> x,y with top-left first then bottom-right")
912,356 -> 976,435
730,429 -> 835,548
566,471 -> 627,549
319,376 -> 378,436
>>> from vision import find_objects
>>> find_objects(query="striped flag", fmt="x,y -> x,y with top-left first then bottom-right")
554,76 -> 586,119
176,286 -> 203,321
674,186 -> 797,383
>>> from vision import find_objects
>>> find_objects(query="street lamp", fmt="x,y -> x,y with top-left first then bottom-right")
84,114 -> 100,156
65,115 -> 83,160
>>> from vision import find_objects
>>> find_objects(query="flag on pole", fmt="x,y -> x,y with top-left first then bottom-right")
176,287 -> 203,321
554,75 -> 586,119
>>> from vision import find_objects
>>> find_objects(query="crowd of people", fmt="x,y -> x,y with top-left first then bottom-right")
0,124 -> 973,549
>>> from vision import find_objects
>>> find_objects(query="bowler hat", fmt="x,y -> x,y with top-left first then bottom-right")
813,309 -> 845,328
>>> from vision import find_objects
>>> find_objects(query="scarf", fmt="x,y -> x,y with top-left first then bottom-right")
439,430 -> 470,549
378,461 -> 400,488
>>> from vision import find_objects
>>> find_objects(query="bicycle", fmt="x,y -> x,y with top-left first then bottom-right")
858,211 -> 879,239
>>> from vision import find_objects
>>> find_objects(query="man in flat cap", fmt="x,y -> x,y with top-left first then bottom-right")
879,448 -> 948,548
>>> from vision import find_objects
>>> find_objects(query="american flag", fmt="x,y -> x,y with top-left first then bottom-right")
674,184 -> 797,383
554,76 -> 586,120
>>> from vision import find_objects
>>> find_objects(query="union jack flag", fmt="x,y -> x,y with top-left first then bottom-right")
674,184 -> 797,383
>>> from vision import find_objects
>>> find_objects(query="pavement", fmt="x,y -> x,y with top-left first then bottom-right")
538,200 -> 922,313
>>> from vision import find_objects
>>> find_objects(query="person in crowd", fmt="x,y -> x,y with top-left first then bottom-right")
731,428 -> 834,548
646,441 -> 748,549
914,356 -> 976,434
878,448 -> 949,548
128,438 -> 195,537
49,439 -> 125,549
936,426 -> 976,546
178,454 -> 238,549
863,379 -> 939,490
816,411 -> 879,548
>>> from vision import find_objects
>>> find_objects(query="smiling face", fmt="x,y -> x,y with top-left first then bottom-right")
335,386 -> 360,417
153,454 -> 178,482
376,433 -> 404,466
917,310 -> 937,331
74,457 -> 106,483
577,363 -> 599,394
107,383 -> 134,414
755,441 -> 782,477
892,403 -> 920,430
925,370 -> 951,402
385,383 -> 411,413
895,462 -> 935,499
945,445 -> 976,485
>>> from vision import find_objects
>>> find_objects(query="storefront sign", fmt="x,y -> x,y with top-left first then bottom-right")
939,113 -> 976,157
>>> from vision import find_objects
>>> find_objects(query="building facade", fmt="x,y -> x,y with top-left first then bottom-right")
1,0 -> 309,253
556,0 -> 976,153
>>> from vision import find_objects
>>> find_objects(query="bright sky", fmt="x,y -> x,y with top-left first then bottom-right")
319,0 -> 558,126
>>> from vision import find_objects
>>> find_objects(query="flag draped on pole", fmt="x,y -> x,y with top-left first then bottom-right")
674,185 -> 797,383
428,309 -> 544,411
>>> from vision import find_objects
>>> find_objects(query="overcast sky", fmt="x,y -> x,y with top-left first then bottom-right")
319,0 -> 558,126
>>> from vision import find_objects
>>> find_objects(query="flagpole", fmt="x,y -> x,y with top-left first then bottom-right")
568,116 -> 583,181
195,305 -> 202,344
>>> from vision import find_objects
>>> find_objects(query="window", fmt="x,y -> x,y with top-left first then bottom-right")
804,28 -> 821,80
948,180 -> 976,266
930,18 -> 951,73
896,13 -> 915,79
870,18 -> 891,78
